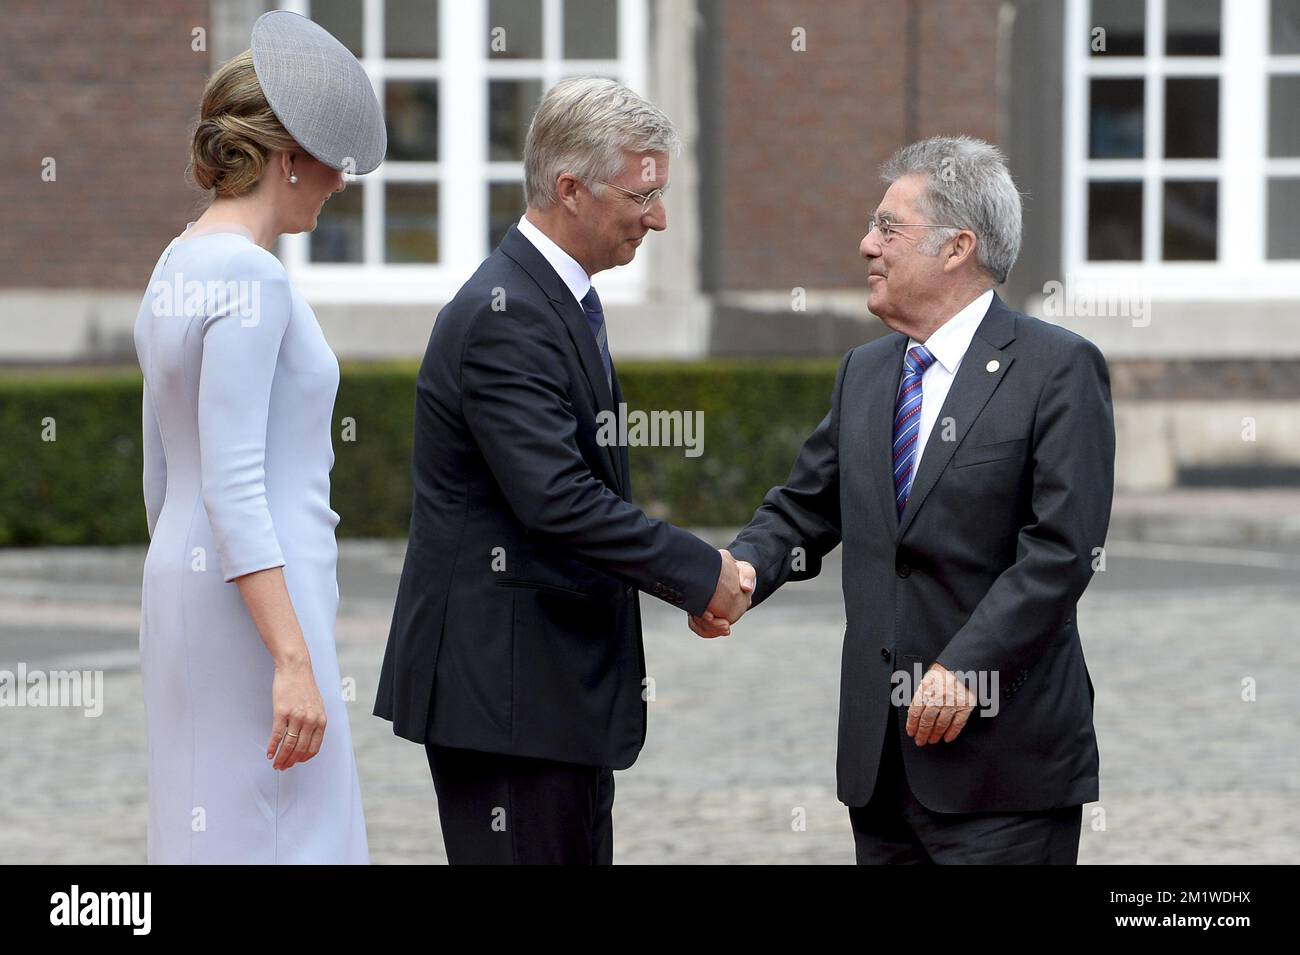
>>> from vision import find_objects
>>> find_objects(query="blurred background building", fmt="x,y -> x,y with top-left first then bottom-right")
2,0 -> 1298,491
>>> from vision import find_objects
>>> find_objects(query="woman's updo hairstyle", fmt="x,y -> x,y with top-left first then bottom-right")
189,50 -> 299,197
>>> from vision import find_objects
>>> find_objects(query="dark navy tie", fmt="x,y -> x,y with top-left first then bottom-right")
581,285 -> 613,393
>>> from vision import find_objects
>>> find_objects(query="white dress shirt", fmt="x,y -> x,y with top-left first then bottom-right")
906,288 -> 995,472
516,214 -> 591,308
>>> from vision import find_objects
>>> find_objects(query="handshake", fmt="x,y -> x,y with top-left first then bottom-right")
690,549 -> 756,639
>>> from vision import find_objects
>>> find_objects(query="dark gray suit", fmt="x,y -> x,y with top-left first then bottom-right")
728,291 -> 1115,820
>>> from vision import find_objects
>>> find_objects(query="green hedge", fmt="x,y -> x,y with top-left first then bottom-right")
0,360 -> 839,546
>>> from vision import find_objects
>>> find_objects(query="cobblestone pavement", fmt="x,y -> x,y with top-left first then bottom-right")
0,524 -> 1296,864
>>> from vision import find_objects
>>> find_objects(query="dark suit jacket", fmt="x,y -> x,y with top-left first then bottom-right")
728,291 -> 1115,811
374,224 -> 721,769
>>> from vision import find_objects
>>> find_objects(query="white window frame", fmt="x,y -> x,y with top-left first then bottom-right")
1062,0 -> 1300,299
277,0 -> 649,305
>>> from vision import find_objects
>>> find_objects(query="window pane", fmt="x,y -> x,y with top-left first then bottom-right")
386,0 -> 438,58
1162,180 -> 1217,260
385,82 -> 439,161
1271,0 -> 1300,54
1267,178 -> 1300,258
310,183 -> 364,263
1088,181 -> 1143,260
1089,0 -> 1145,56
1165,0 -> 1220,55
1269,76 -> 1300,157
1090,79 -> 1145,158
385,183 -> 439,262
489,0 -> 543,58
312,0 -> 363,57
564,0 -> 618,59
488,80 -> 542,161
489,182 -> 525,252
1164,78 -> 1218,158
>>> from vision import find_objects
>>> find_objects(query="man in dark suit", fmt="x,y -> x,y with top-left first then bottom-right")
374,77 -> 754,864
692,136 -> 1115,864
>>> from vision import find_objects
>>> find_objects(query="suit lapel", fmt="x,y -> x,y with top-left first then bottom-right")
895,293 -> 1018,541
499,225 -> 624,495
550,292 -> 624,494
611,366 -> 631,500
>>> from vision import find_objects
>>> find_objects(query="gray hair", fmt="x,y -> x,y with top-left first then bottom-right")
523,76 -> 680,210
880,135 -> 1022,284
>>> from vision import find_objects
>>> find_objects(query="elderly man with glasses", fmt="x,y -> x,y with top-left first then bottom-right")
694,135 -> 1116,865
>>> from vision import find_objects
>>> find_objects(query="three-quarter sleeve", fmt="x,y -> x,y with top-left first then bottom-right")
141,378 -> 167,539
197,247 -> 292,582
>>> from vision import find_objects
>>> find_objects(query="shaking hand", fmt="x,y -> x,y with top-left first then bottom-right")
691,549 -> 755,639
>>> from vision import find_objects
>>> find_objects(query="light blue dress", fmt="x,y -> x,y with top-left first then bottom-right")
133,224 -> 369,864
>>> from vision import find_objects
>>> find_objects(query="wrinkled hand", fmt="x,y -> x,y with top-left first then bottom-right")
905,663 -> 977,746
690,550 -> 755,638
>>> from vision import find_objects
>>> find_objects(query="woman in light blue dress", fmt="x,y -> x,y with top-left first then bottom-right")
132,12 -> 385,863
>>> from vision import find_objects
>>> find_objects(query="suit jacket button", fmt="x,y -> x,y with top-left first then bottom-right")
881,648 -> 891,661
896,562 -> 911,578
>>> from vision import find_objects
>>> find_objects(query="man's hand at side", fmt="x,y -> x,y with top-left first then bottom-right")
905,663 -> 977,746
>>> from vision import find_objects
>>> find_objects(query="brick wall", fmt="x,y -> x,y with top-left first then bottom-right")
711,0 -> 1003,292
0,0 -> 211,289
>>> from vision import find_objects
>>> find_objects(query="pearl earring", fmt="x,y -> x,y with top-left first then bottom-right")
288,173 -> 298,184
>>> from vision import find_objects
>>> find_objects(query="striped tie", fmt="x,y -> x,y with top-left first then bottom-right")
581,285 -> 613,393
892,344 -> 936,517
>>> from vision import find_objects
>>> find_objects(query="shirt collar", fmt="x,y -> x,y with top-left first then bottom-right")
909,288 -> 995,374
517,214 -> 591,307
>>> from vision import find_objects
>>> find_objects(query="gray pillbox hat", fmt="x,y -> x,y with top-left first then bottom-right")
251,10 -> 386,174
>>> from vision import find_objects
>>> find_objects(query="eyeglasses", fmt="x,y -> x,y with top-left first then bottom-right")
586,177 -> 667,214
867,213 -> 959,243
